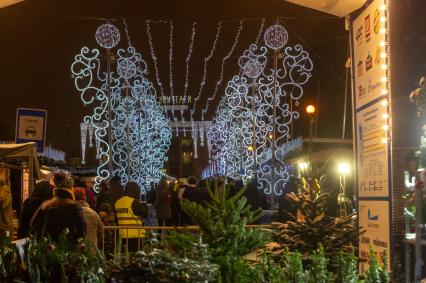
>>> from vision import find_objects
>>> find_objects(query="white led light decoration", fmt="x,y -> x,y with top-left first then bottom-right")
72,26 -> 171,193
146,20 -> 165,98
264,24 -> 288,50
183,22 -> 197,123
202,21 -> 244,121
117,58 -> 137,80
191,22 -> 223,123
208,30 -> 313,195
95,23 -> 120,49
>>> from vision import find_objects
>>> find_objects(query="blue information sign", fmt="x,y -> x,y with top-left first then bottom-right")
15,108 -> 47,153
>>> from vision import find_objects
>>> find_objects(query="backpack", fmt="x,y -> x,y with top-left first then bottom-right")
143,203 -> 158,227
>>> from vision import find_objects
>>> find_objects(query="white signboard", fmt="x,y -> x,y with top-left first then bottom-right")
352,0 -> 387,110
351,0 -> 392,272
359,200 -> 391,272
356,99 -> 389,198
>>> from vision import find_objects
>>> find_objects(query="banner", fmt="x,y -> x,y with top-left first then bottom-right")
15,108 -> 47,153
351,0 -> 392,271
358,200 -> 391,273
356,99 -> 389,198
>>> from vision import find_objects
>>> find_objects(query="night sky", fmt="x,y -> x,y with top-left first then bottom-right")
0,0 -> 424,167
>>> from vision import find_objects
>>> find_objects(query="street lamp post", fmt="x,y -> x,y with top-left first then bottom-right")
337,162 -> 351,217
306,105 -> 316,162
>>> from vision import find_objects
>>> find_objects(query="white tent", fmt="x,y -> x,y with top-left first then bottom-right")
285,0 -> 367,17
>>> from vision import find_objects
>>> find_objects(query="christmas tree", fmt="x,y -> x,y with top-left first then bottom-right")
181,178 -> 269,282
269,177 -> 363,269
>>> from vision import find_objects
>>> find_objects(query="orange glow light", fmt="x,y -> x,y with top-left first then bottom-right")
306,105 -> 316,114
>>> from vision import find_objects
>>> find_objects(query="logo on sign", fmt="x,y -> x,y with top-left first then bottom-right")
358,85 -> 366,98
368,208 -> 379,221
373,9 -> 381,34
365,14 -> 371,41
357,58 -> 363,77
375,46 -> 382,65
366,53 -> 373,71
24,126 -> 37,138
356,25 -> 363,46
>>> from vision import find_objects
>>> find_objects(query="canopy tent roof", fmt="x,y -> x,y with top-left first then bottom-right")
0,0 -> 24,9
0,142 -> 40,179
285,0 -> 367,17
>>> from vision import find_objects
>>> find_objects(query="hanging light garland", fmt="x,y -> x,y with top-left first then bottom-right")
146,20 -> 165,98
168,20 -> 177,122
190,22 -> 223,124
184,22 -> 197,102
201,20 -> 244,122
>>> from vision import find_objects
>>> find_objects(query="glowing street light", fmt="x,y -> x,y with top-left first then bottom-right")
337,162 -> 351,176
297,161 -> 309,171
306,104 -> 316,114
306,104 -> 316,162
337,161 -> 351,217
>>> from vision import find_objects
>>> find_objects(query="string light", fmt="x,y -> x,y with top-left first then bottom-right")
190,22 -> 223,122
146,20 -> 165,97
202,21 -> 244,122
168,20 -> 176,122
183,22 -> 197,105
255,19 -> 266,45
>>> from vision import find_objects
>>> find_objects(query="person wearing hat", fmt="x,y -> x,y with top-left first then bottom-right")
30,173 -> 87,249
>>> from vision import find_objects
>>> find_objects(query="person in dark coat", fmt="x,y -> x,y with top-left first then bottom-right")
109,176 -> 124,205
96,182 -> 111,211
18,181 -> 52,239
30,173 -> 87,249
170,180 -> 182,226
155,179 -> 172,227
245,179 -> 262,211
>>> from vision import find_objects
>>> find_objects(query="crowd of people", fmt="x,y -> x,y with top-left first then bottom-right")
0,172 -> 270,253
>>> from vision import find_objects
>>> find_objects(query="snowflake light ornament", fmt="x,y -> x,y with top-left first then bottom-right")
95,23 -> 120,49
117,58 -> 137,80
264,24 -> 288,50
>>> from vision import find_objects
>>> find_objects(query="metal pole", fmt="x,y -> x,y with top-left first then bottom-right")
107,47 -> 113,177
272,46 -> 278,199
126,86 -> 131,179
314,79 -> 320,137
342,38 -> 350,139
252,82 -> 257,176
309,117 -> 314,163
